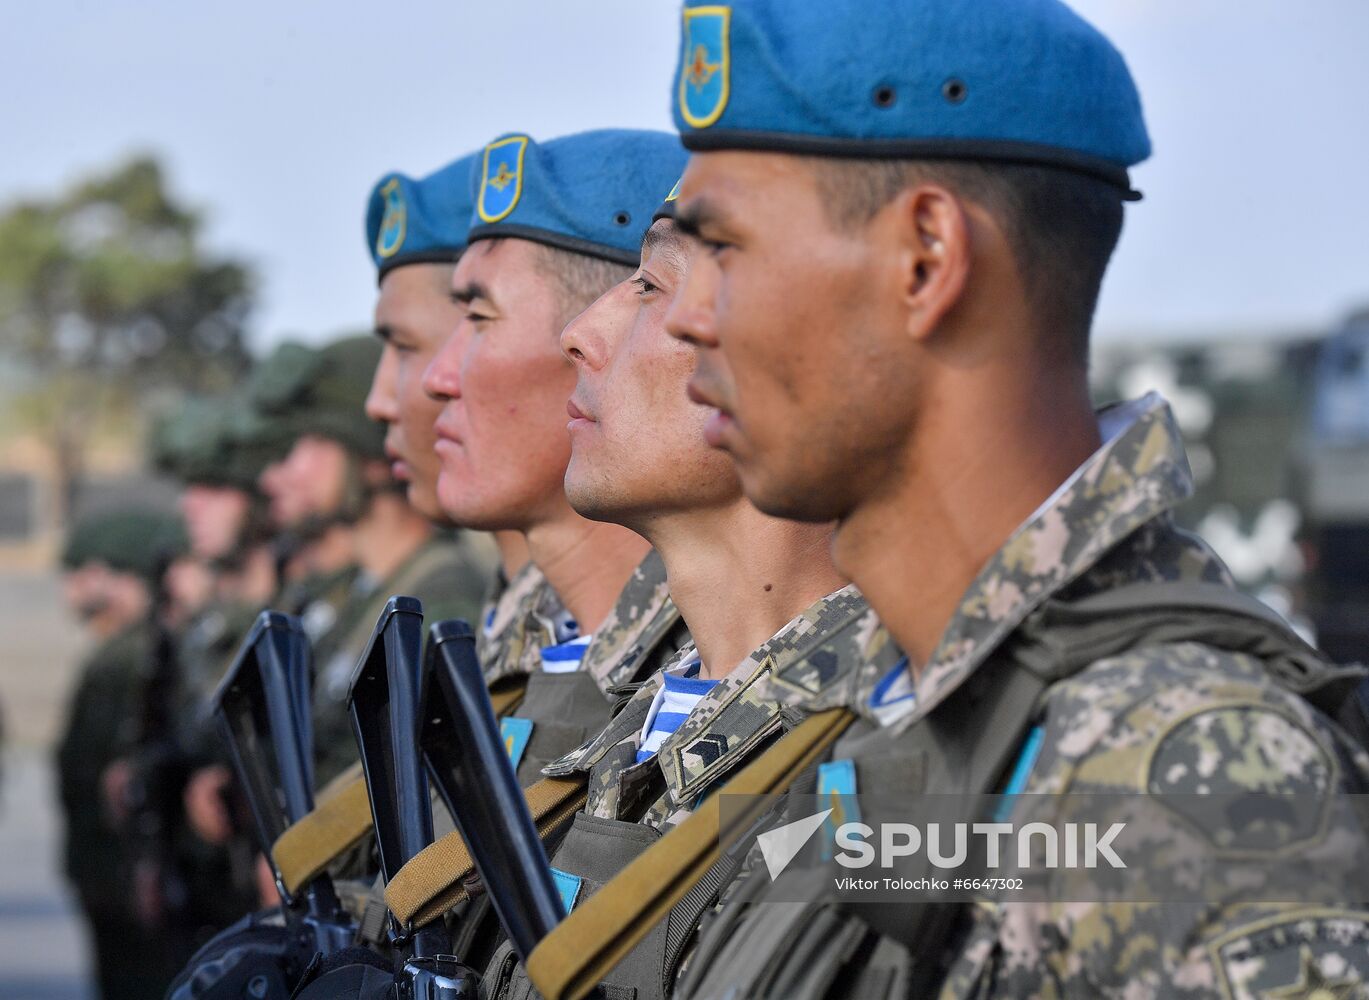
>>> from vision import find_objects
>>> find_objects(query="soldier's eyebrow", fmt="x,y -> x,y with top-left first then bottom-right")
450,281 -> 491,306
640,224 -> 689,272
672,199 -> 722,240
373,324 -> 393,342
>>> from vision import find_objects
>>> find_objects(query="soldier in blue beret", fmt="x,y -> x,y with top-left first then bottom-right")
420,127 -> 694,768
409,126 -> 694,970
477,166 -> 899,998
654,0 -> 1369,997
360,154 -> 547,687
421,127 -> 693,785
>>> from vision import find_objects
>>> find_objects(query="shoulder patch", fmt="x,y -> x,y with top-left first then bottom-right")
1147,704 -> 1336,852
1207,908 -> 1369,999
678,6 -> 731,128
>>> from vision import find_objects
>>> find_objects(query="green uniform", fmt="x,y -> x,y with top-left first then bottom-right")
428,551 -> 689,971
284,563 -> 364,675
167,599 -> 263,939
678,396 -> 1369,999
310,534 -> 490,785
56,621 -> 178,1000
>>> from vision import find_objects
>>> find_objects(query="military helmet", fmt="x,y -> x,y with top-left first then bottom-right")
248,336 -> 386,461
150,395 -> 291,492
61,507 -> 188,583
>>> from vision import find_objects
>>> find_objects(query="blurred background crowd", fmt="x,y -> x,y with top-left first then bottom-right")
0,1 -> 1366,997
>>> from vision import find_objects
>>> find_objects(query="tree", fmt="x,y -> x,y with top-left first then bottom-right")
0,155 -> 256,519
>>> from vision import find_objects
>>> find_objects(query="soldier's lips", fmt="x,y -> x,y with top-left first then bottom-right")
384,444 -> 411,482
566,397 -> 596,433
703,408 -> 734,449
686,376 -> 723,411
433,419 -> 463,448
687,379 -> 734,448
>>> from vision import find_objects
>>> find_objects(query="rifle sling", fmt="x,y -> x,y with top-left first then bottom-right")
384,774 -> 589,928
526,706 -> 855,1000
273,765 -> 372,895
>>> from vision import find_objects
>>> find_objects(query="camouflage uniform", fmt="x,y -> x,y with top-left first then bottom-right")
482,586 -> 901,1000
416,551 -> 688,972
682,395 -> 1369,999
477,560 -> 566,687
480,549 -> 691,785
554,584 -> 887,833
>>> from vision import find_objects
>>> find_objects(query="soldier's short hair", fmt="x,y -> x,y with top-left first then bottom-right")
803,158 -> 1125,368
474,237 -> 633,331
535,244 -> 635,329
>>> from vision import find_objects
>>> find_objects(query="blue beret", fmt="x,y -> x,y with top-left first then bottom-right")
671,0 -> 1151,197
467,130 -> 689,266
365,151 -> 480,282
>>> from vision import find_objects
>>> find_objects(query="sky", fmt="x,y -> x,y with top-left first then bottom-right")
2,0 -> 1366,351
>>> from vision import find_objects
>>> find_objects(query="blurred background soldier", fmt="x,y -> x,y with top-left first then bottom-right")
251,334 -> 488,785
143,395 -> 294,959
54,507 -> 187,1000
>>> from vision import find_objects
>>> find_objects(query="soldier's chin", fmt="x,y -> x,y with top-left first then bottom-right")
405,480 -> 446,524
564,467 -> 627,526
435,476 -> 504,533
741,464 -> 845,525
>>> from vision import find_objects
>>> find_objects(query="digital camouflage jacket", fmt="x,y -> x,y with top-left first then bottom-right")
548,585 -> 897,831
685,394 -> 1369,1000
479,549 -> 687,696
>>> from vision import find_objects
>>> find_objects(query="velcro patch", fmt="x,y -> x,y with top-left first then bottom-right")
1208,908 -> 1369,999
817,758 -> 861,861
549,867 -> 584,916
1147,705 -> 1334,852
501,716 -> 534,771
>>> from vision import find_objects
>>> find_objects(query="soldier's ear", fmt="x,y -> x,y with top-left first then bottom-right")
889,184 -> 970,345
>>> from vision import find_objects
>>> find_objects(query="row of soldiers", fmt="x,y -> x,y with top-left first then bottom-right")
66,0 -> 1369,997
55,336 -> 490,997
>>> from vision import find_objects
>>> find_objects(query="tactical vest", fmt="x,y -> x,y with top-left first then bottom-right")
482,672 -> 785,1000
510,669 -> 619,785
675,581 -> 1369,1000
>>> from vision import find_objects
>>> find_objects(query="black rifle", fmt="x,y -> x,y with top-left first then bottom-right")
128,545 -> 192,941
347,597 -> 477,997
292,614 -> 565,1000
423,619 -> 565,965
212,611 -> 354,955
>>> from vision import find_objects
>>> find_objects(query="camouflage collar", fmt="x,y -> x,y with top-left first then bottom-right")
559,585 -> 871,781
580,549 -> 682,693
477,560 -> 565,685
478,549 -> 681,693
656,584 -> 870,804
884,392 -> 1194,732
